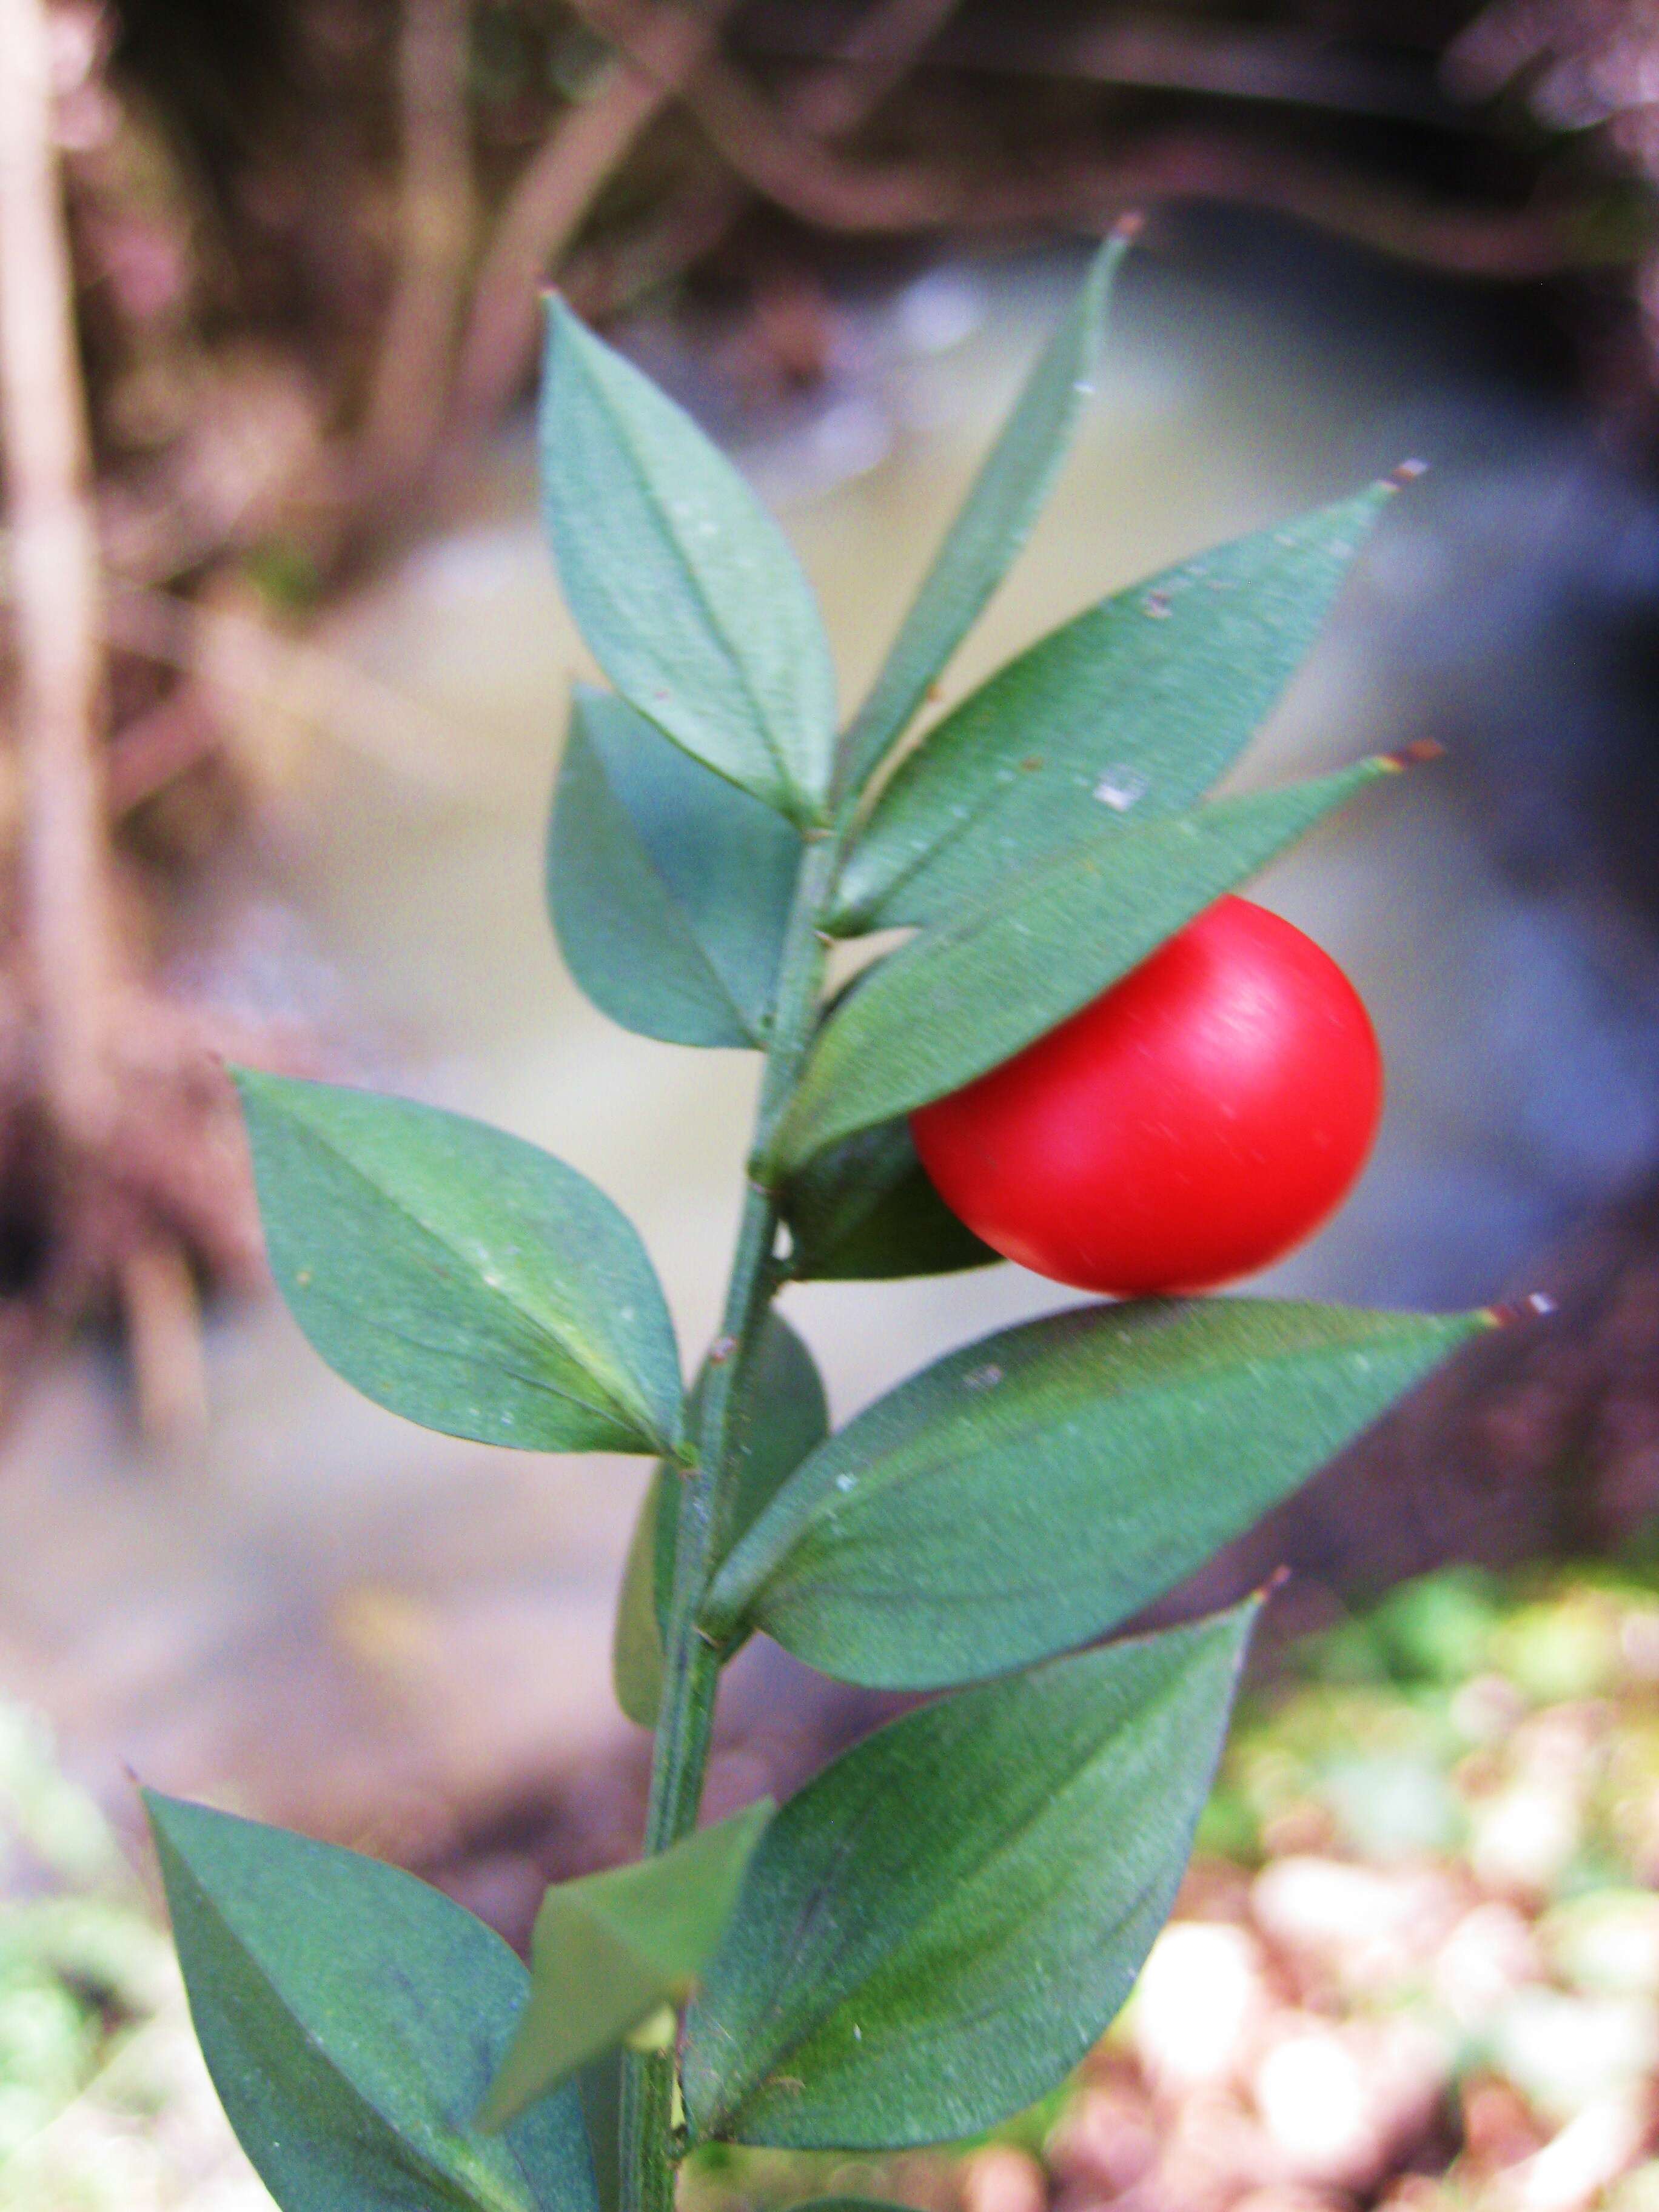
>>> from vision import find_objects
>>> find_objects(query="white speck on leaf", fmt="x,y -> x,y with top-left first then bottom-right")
965,1363 -> 1004,1392
1093,766 -> 1148,812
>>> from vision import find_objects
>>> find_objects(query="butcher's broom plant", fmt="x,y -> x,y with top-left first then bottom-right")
147,234 -> 1490,2212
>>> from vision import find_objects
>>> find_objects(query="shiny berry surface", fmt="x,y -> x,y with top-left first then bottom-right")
910,894 -> 1383,1296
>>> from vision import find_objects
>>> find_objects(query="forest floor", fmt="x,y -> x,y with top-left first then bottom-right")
12,1554 -> 1659,2212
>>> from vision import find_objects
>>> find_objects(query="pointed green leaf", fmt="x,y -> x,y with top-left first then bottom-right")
833,484 -> 1395,931
480,1801 -> 776,2133
839,235 -> 1130,800
146,1792 -> 598,2212
540,301 -> 836,823
612,1465 -> 670,1727
236,1070 -> 682,1455
612,1313 -> 828,1726
783,1114 -> 999,1281
683,1609 -> 1254,2148
550,688 -> 802,1048
705,1299 -> 1487,1689
771,759 -> 1389,1171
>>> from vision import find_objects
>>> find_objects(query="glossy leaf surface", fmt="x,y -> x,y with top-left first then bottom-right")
706,1300 -> 1486,1687
839,236 -> 1127,799
612,1313 -> 828,1725
238,1070 -> 682,1455
783,1115 -> 999,1280
834,484 -> 1393,930
147,1792 -> 597,2212
774,759 -> 1388,1169
550,688 -> 801,1048
480,1802 -> 774,2133
683,1609 -> 1254,2148
540,303 -> 836,822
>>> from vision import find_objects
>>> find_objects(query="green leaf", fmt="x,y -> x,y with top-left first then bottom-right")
711,1310 -> 832,1567
577,2055 -> 623,2212
833,483 -> 1395,931
612,1313 -> 828,1726
236,1070 -> 683,1455
612,1464 -> 670,1728
550,688 -> 802,1048
146,1792 -> 598,2212
540,301 -> 836,823
704,1299 -> 1488,1689
839,234 -> 1130,800
783,1115 -> 999,1281
682,1609 -> 1255,2148
791,2204 -> 914,2212
480,1802 -> 776,2133
771,758 -> 1389,1171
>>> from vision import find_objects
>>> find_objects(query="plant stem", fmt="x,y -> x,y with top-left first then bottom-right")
620,830 -> 839,2212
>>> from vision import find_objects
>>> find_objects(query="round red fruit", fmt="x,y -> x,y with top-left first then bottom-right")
909,894 -> 1382,1296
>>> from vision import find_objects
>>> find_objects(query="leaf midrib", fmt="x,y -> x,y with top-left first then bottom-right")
729,1326 -> 1415,1615
574,341 -> 809,814
303,1282 -> 641,1435
703,1644 -> 1221,2135
840,276 -> 1098,782
277,1111 -> 661,1447
170,1848 -> 531,2212
789,760 -> 1384,1162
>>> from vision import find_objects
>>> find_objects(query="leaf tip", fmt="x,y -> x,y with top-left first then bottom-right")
1110,208 -> 1145,246
226,1062 -> 303,1120
1389,457 -> 1430,489
1483,1289 -> 1559,1329
1376,737 -> 1446,776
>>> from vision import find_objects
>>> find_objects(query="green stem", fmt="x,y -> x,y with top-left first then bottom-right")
620,831 -> 838,2212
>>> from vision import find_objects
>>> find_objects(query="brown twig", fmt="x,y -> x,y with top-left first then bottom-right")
0,0 -> 305,1436
0,0 -> 115,1152
743,1 -> 1458,129
788,0 -> 967,137
572,0 -> 1591,278
449,0 -> 741,432
565,0 -> 968,329
105,585 -> 467,796
118,1232 -> 207,1439
357,0 -> 477,507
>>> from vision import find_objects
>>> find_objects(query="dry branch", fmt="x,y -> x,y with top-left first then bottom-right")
788,0 -> 967,137
451,0 -> 741,432
0,0 -> 115,1153
357,0 -> 477,506
0,0 -> 280,1435
569,0 -> 1586,277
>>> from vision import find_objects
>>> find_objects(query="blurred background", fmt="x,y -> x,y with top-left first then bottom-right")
8,0 -> 1659,2205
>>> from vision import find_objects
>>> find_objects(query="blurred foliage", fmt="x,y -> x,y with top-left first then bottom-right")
23,1547 -> 1659,2206
685,1543 -> 1659,2212
0,1709 -> 264,2210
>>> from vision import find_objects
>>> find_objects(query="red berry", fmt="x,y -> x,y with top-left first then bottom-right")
910,895 -> 1382,1296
